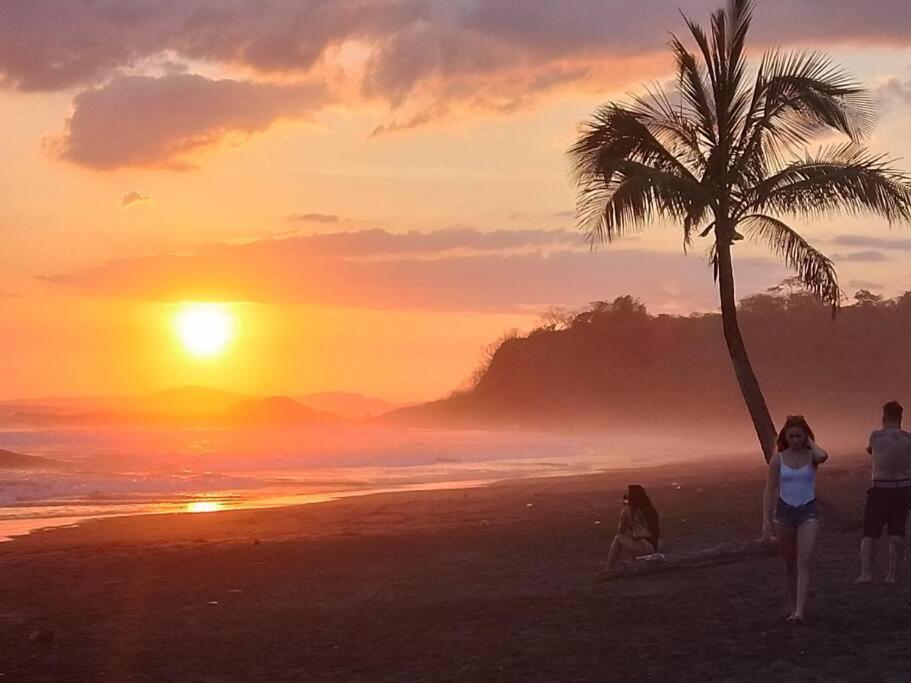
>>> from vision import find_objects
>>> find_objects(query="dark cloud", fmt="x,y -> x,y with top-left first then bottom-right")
0,0 -> 428,92
41,227 -> 788,313
831,250 -> 890,262
1,2 -> 906,168
831,235 -> 911,250
120,190 -> 151,208
287,213 -> 340,224
1,1 -> 909,130
48,74 -> 328,170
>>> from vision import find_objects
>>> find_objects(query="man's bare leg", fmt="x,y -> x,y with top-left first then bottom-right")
855,537 -> 875,584
886,535 -> 903,584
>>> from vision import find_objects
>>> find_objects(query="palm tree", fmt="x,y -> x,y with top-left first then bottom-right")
569,0 -> 911,462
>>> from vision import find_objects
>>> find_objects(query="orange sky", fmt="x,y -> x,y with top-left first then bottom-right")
1,1 -> 910,402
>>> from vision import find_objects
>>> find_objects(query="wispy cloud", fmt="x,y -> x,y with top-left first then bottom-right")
831,250 -> 889,262
287,213 -> 340,224
831,234 -> 911,250
876,76 -> 911,109
847,279 -> 884,291
40,227 -> 787,313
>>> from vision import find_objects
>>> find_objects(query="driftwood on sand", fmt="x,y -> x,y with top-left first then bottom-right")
599,538 -> 777,581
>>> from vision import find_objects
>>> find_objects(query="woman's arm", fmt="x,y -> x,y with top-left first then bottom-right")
808,438 -> 829,464
762,453 -> 780,537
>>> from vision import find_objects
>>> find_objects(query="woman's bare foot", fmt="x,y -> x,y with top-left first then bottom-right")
786,613 -> 805,625
853,573 -> 873,585
885,573 -> 898,585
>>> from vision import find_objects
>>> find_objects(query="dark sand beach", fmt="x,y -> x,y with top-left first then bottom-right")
1,452 -> 909,681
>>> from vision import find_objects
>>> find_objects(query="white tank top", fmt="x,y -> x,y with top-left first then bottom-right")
779,460 -> 817,507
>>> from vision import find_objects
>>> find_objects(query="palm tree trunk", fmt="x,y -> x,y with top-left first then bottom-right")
715,241 -> 777,462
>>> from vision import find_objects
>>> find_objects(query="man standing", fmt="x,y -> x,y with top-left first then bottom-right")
855,401 -> 911,584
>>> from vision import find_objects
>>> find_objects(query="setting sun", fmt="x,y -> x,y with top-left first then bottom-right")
185,501 -> 223,513
174,304 -> 234,357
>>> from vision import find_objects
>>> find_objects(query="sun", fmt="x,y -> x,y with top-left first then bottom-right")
174,303 -> 234,357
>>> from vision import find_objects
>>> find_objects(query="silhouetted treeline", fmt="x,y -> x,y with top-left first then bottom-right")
390,288 -> 911,437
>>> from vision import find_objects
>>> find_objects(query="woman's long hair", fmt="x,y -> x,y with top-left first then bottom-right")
627,484 -> 659,545
776,415 -> 816,453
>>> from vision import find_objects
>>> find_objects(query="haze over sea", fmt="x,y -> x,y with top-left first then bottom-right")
0,425 -> 749,540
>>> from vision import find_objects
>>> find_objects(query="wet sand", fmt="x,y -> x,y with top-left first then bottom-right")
1,452 -> 908,681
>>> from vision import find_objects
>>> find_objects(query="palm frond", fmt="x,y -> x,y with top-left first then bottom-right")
731,50 -> 876,185
669,35 -> 717,145
568,104 -> 702,188
574,161 -> 710,245
739,214 -> 841,312
630,87 -> 708,173
743,143 -> 911,224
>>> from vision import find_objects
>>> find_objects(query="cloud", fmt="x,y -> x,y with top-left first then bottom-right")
120,191 -> 152,209
46,74 -> 328,170
289,227 -> 584,256
287,213 -> 340,224
831,235 -> 911,250
3,1 -> 911,142
876,77 -> 911,109
831,250 -> 889,262
0,0 -> 429,92
846,280 -> 884,291
41,227 -> 788,313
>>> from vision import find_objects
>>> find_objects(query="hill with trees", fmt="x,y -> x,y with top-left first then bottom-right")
389,287 -> 911,440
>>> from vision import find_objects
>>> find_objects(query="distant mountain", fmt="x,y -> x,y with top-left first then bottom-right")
139,386 -> 247,416
0,449 -> 67,470
226,396 -> 339,425
296,392 -> 407,419
0,387 -> 341,428
386,292 -> 911,437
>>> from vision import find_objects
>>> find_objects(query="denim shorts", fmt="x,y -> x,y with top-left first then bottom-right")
774,498 -> 821,528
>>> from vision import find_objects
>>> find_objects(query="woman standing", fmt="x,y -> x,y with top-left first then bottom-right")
762,415 -> 829,623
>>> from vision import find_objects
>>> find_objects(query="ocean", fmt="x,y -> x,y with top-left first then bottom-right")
0,424 -> 745,540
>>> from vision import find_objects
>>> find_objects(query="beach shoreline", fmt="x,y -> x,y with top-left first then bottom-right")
3,451 -> 908,680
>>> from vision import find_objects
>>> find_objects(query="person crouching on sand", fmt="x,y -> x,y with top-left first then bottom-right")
762,415 -> 829,623
606,484 -> 660,571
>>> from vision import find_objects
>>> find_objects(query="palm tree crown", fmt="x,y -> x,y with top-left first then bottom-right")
569,0 -> 911,312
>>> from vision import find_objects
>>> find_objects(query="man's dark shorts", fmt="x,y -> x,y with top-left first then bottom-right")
863,487 -> 911,538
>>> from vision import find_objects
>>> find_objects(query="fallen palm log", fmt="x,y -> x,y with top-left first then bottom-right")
598,537 -> 778,581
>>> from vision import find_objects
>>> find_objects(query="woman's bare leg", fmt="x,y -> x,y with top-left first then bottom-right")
607,534 -> 650,569
606,536 -> 623,569
794,521 -> 820,621
775,523 -> 798,618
